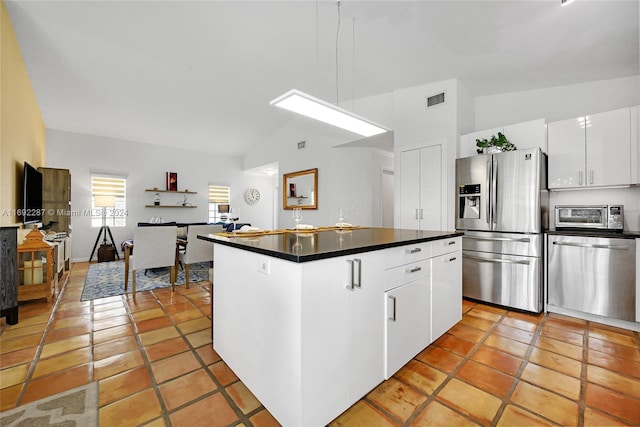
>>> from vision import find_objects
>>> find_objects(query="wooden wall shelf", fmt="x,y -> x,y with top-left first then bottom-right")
145,189 -> 197,194
145,205 -> 197,208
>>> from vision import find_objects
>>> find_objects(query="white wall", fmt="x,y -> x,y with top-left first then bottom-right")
475,76 -> 640,130
46,129 -> 274,261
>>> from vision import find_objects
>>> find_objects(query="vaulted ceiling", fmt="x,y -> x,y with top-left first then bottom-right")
6,0 -> 639,156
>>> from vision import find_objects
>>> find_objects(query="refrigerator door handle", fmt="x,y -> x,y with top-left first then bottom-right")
486,159 -> 492,224
464,254 -> 531,265
491,158 -> 498,225
552,241 -> 629,250
465,235 -> 531,243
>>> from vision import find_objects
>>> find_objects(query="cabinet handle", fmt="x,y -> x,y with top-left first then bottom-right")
579,171 -> 583,186
406,266 -> 422,273
448,257 -> 457,262
407,247 -> 422,254
589,170 -> 594,184
420,209 -> 424,219
388,295 -> 397,321
415,209 -> 419,220
354,259 -> 362,288
346,260 -> 355,291
447,240 -> 456,245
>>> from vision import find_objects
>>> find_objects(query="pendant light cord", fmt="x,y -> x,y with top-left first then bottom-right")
336,1 -> 341,106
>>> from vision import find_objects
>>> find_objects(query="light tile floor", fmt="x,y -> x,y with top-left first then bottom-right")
1,261 -> 639,426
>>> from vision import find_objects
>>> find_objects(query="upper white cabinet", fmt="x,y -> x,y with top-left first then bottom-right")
459,119 -> 546,158
399,144 -> 443,231
632,106 -> 639,185
548,108 -> 631,189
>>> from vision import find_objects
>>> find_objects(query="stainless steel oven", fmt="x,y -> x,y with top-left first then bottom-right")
554,205 -> 623,231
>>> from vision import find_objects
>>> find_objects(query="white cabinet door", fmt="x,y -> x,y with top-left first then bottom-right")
503,119 -> 546,152
399,149 -> 421,230
419,145 -> 442,231
431,251 -> 462,341
547,117 -> 585,189
384,276 -> 430,378
587,108 -> 631,187
632,106 -> 639,184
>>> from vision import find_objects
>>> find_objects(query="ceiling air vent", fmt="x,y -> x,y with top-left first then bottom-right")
426,92 -> 446,109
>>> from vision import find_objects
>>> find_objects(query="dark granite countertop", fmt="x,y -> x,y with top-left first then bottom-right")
546,229 -> 640,239
198,228 -> 463,263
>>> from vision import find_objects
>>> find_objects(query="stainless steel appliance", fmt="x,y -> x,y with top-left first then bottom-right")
548,235 -> 636,322
554,205 -> 624,231
456,148 -> 547,313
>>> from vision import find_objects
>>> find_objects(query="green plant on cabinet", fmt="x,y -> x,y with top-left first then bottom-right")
476,132 -> 516,154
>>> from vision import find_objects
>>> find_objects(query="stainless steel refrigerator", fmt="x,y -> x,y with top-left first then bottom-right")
455,147 -> 548,313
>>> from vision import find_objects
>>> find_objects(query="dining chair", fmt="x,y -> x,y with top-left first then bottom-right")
179,224 -> 218,288
124,225 -> 178,295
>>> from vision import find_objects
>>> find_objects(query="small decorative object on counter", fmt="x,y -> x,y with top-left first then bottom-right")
476,132 -> 516,154
154,193 -> 160,206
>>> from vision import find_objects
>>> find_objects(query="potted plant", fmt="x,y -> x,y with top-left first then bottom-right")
476,132 -> 516,154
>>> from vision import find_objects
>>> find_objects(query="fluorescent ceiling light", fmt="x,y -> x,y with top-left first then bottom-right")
270,89 -> 390,137
561,0 -> 576,6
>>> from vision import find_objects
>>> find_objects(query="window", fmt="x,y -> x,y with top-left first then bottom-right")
91,175 -> 127,227
208,185 -> 230,223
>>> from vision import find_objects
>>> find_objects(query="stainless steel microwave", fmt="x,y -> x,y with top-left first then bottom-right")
554,205 -> 624,230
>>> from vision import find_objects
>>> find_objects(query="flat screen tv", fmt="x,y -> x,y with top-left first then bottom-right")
22,162 -> 43,225
218,203 -> 230,213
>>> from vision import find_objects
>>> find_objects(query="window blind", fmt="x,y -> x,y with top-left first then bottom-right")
208,185 -> 230,203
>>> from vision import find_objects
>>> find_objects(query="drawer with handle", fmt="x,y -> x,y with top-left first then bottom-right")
383,259 -> 430,292
383,242 -> 432,269
431,237 -> 462,258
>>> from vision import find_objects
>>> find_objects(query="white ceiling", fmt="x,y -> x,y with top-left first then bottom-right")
6,0 -> 639,157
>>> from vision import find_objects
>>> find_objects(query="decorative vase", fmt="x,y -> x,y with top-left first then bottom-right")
486,146 -> 502,154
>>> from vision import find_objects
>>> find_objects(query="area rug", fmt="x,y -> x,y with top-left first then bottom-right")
81,260 -> 211,301
0,382 -> 98,426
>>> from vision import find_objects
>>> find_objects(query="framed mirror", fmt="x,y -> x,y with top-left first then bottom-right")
283,168 -> 318,210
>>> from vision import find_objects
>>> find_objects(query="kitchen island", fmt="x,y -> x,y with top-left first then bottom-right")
199,228 -> 462,426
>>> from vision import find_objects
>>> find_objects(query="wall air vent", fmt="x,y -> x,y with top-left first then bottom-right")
426,92 -> 446,109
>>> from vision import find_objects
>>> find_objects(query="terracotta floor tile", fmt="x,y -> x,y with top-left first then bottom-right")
435,333 -> 476,356
589,321 -> 636,336
541,324 -> 584,347
0,384 -> 22,411
93,323 -> 135,345
93,307 -> 128,321
548,312 -> 588,328
585,382 -> 640,425
520,362 -> 581,400
589,326 -> 637,348
164,302 -> 198,314
493,324 -> 534,344
185,328 -> 212,348
510,381 -> 579,426
44,324 -> 91,343
410,401 -> 478,427
589,336 -> 640,362
177,317 -> 211,335
500,316 -> 538,333
448,323 -> 487,343
93,300 -> 125,312
93,335 -> 138,361
415,346 -> 462,374
483,333 -> 529,358
394,359 -> 447,394
250,409 -> 285,427
0,322 -> 46,340
505,310 -> 543,324
471,346 -> 522,376
459,315 -> 494,331
0,346 -> 37,369
4,313 -> 50,328
366,377 -> 427,422
21,364 -> 90,404
151,351 -> 201,384
457,360 -> 514,398
141,417 -> 167,427
226,381 -> 260,414
40,334 -> 90,358
535,335 -> 583,361
159,369 -> 217,411
496,404 -> 555,427
93,295 -> 124,305
588,349 -> 640,379
52,314 -> 91,330
99,387 -> 163,426
0,363 -> 30,389
139,326 -> 180,347
132,308 -> 166,323
93,315 -> 130,331
583,407 -> 636,426
170,309 -> 204,323
157,294 -> 189,306
587,364 -> 640,399
466,307 -> 503,322
474,304 -> 507,315
136,316 -> 174,333
436,378 -> 501,425
208,361 -> 239,386
144,337 -> 190,362
94,349 -> 145,381
195,345 -> 221,366
528,347 -> 582,378
32,347 -> 91,379
0,334 -> 41,354
169,392 -> 238,427
98,365 -> 153,406
54,305 -> 91,319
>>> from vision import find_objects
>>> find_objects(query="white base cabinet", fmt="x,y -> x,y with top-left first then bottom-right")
432,252 -> 463,339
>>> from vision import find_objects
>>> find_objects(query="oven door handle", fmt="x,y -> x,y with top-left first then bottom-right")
464,235 -> 531,243
463,254 -> 531,265
552,241 -> 629,250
